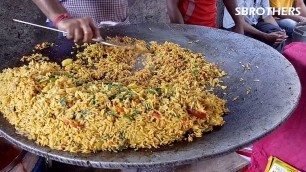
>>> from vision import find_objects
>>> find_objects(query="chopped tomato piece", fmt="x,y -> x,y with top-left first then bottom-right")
187,108 -> 207,119
72,122 -> 79,128
117,107 -> 125,114
152,112 -> 161,118
64,120 -> 70,126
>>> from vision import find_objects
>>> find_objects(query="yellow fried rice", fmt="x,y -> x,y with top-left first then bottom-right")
0,37 -> 228,153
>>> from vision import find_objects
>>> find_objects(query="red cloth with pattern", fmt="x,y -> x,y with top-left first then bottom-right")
178,0 -> 217,28
60,0 -> 129,26
250,42 -> 306,172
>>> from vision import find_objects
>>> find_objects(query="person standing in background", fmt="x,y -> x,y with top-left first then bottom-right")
166,0 -> 245,34
270,0 -> 306,36
32,0 -> 129,42
223,0 -> 287,52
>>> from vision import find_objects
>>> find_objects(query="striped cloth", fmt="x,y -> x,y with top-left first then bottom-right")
60,0 -> 129,27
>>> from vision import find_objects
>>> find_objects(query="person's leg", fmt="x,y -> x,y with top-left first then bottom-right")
276,19 -> 297,37
254,22 -> 285,52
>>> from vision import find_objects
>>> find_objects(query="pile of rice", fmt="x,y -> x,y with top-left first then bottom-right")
0,37 -> 228,153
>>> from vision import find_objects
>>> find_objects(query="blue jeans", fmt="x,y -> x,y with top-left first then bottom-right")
276,19 -> 297,37
224,22 -> 285,52
253,22 -> 285,53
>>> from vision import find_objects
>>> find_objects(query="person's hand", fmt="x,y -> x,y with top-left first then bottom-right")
233,24 -> 244,34
264,31 -> 287,44
298,16 -> 306,23
232,15 -> 245,34
57,17 -> 102,42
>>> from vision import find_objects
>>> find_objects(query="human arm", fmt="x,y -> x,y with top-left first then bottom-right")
294,0 -> 306,17
263,16 -> 279,26
166,0 -> 184,24
223,0 -> 244,34
32,0 -> 101,42
261,0 -> 280,26
274,12 -> 306,22
242,21 -> 286,44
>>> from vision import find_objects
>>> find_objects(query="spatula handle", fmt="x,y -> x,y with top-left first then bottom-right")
13,19 -> 68,34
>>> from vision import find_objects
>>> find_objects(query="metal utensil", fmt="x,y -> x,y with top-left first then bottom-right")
12,19 -> 130,48
13,19 -> 147,72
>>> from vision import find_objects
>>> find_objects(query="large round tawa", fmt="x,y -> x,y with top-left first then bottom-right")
0,23 -> 301,168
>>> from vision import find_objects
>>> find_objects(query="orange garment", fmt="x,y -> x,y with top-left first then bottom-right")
178,0 -> 217,28
269,0 -> 295,8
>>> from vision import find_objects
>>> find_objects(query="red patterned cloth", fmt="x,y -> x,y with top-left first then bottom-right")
60,0 -> 129,26
250,42 -> 306,172
178,0 -> 217,28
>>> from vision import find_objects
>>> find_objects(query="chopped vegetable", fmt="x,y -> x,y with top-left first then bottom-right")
61,58 -> 73,67
126,90 -> 135,99
64,120 -> 70,126
192,68 -> 199,76
117,107 -> 125,114
147,88 -> 157,94
103,134 -> 110,140
50,77 -> 57,82
106,111 -> 118,117
187,108 -> 207,119
232,96 -> 239,101
127,83 -> 138,89
66,74 -> 74,78
132,110 -> 140,117
107,83 -> 114,90
147,88 -> 162,95
119,132 -> 125,139
76,81 -> 83,86
221,85 -> 227,90
123,114 -> 134,121
91,95 -> 96,105
80,110 -> 90,115
152,112 -> 161,119
60,98 -> 66,106
71,122 -> 79,128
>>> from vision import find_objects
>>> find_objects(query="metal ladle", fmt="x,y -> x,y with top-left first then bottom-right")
13,19 -> 133,48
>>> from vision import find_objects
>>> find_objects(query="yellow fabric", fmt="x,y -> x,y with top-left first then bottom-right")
269,0 -> 295,8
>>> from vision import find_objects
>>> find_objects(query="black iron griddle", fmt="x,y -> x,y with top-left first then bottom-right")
0,23 -> 301,168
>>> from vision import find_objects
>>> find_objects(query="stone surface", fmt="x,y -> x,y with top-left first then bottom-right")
175,153 -> 248,172
0,0 -> 170,65
0,0 -> 56,69
0,23 -> 300,168
129,0 -> 169,24
0,0 -> 225,62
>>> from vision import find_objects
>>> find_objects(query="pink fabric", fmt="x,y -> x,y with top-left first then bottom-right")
250,42 -> 306,172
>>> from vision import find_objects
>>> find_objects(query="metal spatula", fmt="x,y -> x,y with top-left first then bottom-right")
12,19 -> 131,48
